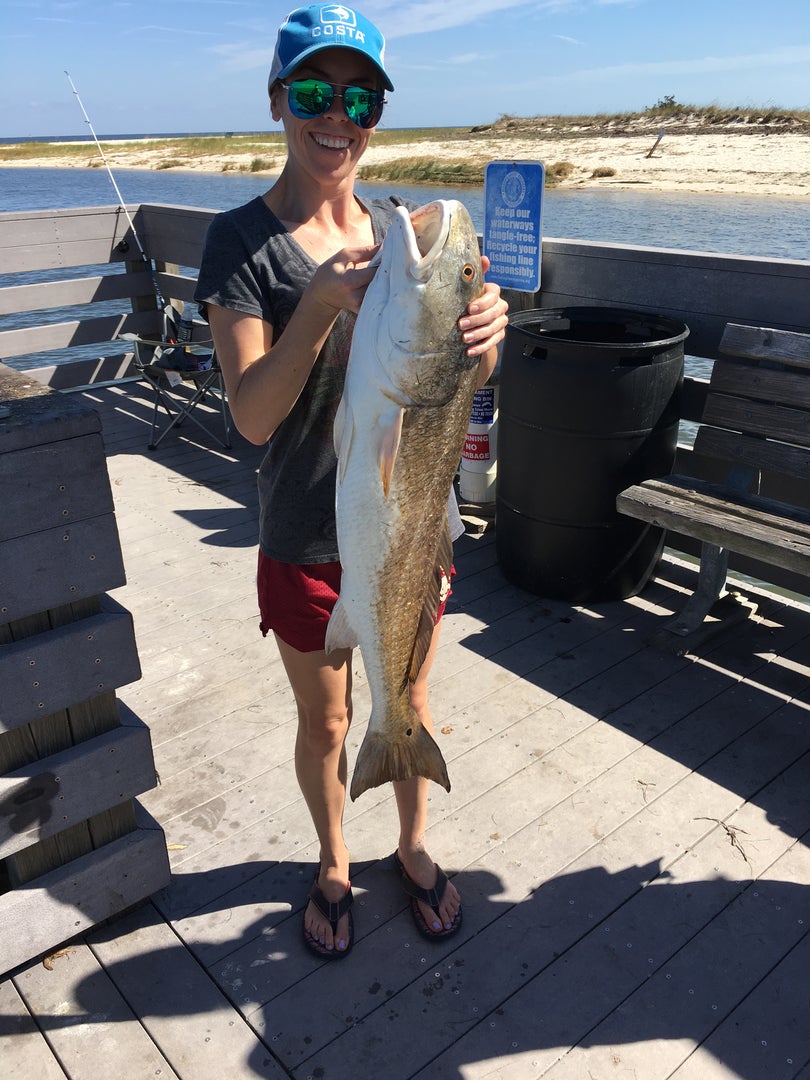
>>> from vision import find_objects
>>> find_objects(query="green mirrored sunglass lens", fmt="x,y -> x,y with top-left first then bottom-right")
290,80 -> 333,115
344,89 -> 376,123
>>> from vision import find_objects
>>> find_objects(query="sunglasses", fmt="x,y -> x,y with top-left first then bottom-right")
281,79 -> 386,129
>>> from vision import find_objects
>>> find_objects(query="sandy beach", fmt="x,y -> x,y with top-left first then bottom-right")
366,127 -> 810,196
5,117 -> 809,196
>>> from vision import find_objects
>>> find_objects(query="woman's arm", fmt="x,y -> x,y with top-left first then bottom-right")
208,245 -> 378,445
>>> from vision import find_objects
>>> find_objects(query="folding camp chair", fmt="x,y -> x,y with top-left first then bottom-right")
121,308 -> 231,451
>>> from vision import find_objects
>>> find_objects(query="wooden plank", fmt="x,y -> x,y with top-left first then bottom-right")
0,714 -> 157,858
85,902 -> 289,1079
616,476 -> 810,576
0,433 -> 113,543
0,978 -> 68,1080
0,514 -> 126,623
0,607 -> 141,733
539,840 -> 810,1080
720,321 -> 810,369
0,206 -> 133,274
0,269 -> 156,317
0,309 -> 165,363
709,357 -> 810,409
668,919 -> 810,1079
155,269 -> 202,305
0,363 -> 100,453
695,426 -> 810,482
0,312 -> 132,360
137,203 -> 215,268
703,393 -> 810,447
0,810 -> 169,976
10,942 -> 179,1080
21,353 -> 139,390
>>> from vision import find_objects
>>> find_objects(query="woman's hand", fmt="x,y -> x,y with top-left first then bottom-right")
308,244 -> 380,317
459,256 -> 509,359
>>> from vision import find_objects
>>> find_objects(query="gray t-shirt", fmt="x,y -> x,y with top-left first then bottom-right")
193,196 -> 466,565
195,194 -> 411,563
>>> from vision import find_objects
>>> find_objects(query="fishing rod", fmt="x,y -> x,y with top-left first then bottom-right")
65,69 -> 167,309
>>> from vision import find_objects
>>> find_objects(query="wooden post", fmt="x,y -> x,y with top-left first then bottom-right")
0,364 -> 170,974
646,129 -> 666,158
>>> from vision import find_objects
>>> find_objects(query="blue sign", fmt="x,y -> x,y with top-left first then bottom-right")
483,161 -> 544,292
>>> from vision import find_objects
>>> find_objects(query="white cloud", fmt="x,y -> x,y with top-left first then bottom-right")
370,0 -> 564,39
210,42 -> 275,72
447,52 -> 487,65
568,44 -> 810,81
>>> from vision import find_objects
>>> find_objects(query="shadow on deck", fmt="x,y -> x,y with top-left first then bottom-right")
3,380 -> 809,1080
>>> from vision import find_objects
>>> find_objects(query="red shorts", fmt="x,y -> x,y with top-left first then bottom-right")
257,552 -> 454,653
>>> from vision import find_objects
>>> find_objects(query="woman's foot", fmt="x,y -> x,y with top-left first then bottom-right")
304,859 -> 353,957
394,847 -> 462,938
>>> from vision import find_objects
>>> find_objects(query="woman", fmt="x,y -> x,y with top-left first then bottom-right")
195,4 -> 508,959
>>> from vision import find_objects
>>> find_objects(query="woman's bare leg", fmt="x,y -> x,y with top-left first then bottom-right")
393,622 -> 461,932
275,636 -> 354,953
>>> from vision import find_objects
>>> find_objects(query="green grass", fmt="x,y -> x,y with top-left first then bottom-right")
0,133 -> 287,164
359,155 -> 485,185
484,103 -> 810,133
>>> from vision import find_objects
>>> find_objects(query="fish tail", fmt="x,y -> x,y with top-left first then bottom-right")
350,724 -> 450,801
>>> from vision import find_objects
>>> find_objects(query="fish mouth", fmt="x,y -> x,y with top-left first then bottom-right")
403,201 -> 453,283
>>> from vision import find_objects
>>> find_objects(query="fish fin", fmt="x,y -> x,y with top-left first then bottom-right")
406,604 -> 436,687
333,395 -> 346,456
334,398 -> 355,485
405,519 -> 454,684
324,597 -> 358,653
350,722 -> 450,801
377,407 -> 404,497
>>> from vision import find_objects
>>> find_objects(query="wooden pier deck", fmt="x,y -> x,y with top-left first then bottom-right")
3,379 -> 809,1080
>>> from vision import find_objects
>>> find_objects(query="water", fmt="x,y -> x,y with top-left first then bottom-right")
1,166 -> 807,373
1,166 -> 808,259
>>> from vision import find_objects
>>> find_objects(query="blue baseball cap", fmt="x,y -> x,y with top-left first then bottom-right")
268,4 -> 394,93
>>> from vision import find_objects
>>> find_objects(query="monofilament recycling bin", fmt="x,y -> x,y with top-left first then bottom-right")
496,306 -> 689,602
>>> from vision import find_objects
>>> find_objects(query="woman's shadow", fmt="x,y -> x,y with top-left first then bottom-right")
8,855 -> 806,1080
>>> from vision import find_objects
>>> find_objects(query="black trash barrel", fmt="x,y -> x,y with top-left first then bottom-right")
496,306 -> 689,602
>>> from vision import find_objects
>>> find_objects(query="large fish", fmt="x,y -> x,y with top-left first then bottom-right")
325,199 -> 484,801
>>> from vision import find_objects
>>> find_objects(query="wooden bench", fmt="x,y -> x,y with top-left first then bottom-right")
617,322 -> 810,648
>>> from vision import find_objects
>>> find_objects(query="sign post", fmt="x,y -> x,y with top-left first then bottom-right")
483,161 -> 545,293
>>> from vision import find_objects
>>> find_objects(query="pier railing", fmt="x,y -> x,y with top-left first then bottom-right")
1,201 -> 809,595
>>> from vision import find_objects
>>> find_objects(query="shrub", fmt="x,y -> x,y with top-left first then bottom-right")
546,160 -> 576,180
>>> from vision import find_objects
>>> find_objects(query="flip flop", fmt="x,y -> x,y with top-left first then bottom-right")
393,851 -> 462,940
303,870 -> 354,960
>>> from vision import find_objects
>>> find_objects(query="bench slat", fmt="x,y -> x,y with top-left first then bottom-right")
710,360 -> 810,410
695,426 -> 810,482
702,393 -> 810,448
617,475 -> 810,576
720,323 -> 810,371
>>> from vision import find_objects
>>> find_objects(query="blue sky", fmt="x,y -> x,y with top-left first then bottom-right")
4,0 -> 809,137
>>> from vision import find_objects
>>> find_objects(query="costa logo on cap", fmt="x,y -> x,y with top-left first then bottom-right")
320,5 -> 357,27
314,5 -> 364,43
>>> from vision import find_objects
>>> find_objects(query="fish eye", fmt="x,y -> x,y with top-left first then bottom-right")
461,263 -> 476,281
